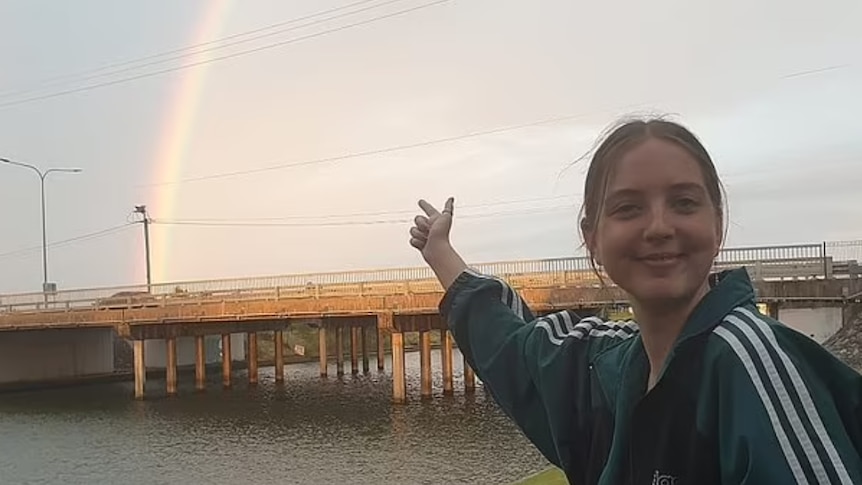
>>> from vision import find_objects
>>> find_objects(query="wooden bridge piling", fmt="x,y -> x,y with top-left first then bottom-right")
464,358 -> 476,393
336,326 -> 345,376
420,330 -> 432,399
350,326 -> 359,375
247,332 -> 258,386
318,326 -> 328,377
361,326 -> 369,373
221,334 -> 232,389
195,335 -> 206,391
133,340 -> 145,400
391,331 -> 406,404
376,327 -> 385,371
165,337 -> 177,396
441,329 -> 454,396
274,330 -> 285,383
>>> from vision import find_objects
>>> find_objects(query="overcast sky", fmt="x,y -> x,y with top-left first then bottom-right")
0,0 -> 860,294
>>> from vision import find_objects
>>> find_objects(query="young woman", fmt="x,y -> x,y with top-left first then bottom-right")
409,118 -> 862,484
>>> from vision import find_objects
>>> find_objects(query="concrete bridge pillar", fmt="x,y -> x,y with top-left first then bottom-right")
376,327 -> 385,371
336,325 -> 345,376
420,330 -> 432,399
464,358 -> 476,393
195,335 -> 205,392
441,329 -> 454,395
133,340 -> 145,400
165,338 -> 177,396
392,331 -> 406,404
221,334 -> 232,389
247,332 -> 258,385
274,330 -> 285,383
361,326 -> 370,373
318,326 -> 328,377
350,326 -> 360,375
766,303 -> 780,319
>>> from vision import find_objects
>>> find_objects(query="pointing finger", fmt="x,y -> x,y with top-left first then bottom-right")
443,197 -> 454,216
418,199 -> 440,217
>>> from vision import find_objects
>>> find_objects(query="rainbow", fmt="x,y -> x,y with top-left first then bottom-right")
149,0 -> 234,283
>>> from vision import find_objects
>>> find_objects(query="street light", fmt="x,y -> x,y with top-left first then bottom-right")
0,157 -> 82,293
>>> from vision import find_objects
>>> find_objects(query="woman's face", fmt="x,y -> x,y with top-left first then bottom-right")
586,138 -> 722,308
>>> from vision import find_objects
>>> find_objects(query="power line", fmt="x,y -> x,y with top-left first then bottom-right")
160,194 -> 580,222
0,0 -> 452,110
0,223 -> 135,261
0,0 -> 406,101
152,205 -> 576,228
143,112 -> 599,186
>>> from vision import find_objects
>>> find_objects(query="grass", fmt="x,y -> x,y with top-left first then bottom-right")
513,467 -> 568,485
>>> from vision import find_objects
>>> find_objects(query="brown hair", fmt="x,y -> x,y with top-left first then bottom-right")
577,117 -> 727,282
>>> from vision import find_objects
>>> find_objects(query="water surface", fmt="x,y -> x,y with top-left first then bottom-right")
0,349 -> 550,484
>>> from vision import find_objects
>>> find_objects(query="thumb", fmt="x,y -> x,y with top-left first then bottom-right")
443,197 -> 454,216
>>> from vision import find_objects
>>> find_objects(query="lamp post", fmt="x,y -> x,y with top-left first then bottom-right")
0,157 -> 82,293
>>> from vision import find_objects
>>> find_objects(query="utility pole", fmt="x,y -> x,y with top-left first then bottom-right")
134,205 -> 152,291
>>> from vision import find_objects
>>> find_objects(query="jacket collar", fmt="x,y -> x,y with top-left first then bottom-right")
676,267 -> 757,343
592,267 -> 757,404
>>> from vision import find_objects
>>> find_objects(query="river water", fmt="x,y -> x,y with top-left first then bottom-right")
0,349 -> 550,485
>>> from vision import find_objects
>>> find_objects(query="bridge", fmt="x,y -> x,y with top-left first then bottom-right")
0,240 -> 860,402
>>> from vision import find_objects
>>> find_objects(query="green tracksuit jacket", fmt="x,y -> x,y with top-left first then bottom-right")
439,267 -> 862,484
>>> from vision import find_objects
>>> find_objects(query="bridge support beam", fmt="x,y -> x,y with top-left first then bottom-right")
247,332 -> 258,385
361,326 -> 369,373
464,357 -> 476,393
767,303 -> 780,319
376,327 -> 385,371
166,337 -> 178,396
392,331 -> 406,404
336,326 -> 345,376
420,330 -> 432,399
274,330 -> 285,383
195,335 -> 206,391
441,329 -> 454,395
133,340 -> 146,400
221,334 -> 232,389
350,326 -> 359,375
318,326 -> 328,377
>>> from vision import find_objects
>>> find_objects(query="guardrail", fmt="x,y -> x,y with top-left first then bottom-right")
0,240 -> 859,313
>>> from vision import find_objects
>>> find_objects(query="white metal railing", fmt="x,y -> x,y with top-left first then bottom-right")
0,240 -> 859,313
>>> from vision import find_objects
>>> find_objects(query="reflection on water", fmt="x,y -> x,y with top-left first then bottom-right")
0,349 -> 549,484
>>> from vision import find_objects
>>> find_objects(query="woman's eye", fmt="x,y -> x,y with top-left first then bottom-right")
673,198 -> 699,211
613,204 -> 640,216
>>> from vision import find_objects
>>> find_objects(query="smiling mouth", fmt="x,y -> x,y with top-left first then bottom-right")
637,253 -> 684,264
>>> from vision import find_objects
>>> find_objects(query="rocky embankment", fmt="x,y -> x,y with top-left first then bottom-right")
823,305 -> 862,372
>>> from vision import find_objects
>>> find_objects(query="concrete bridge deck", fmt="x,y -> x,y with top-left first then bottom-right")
0,240 -> 859,401
1,241 -> 859,331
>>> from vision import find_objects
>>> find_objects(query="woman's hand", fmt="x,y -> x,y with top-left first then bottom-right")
409,197 -> 466,290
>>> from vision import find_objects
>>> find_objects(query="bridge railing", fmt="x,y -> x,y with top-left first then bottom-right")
0,241 -> 859,313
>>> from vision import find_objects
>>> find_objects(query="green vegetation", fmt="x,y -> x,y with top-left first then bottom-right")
513,467 -> 568,485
